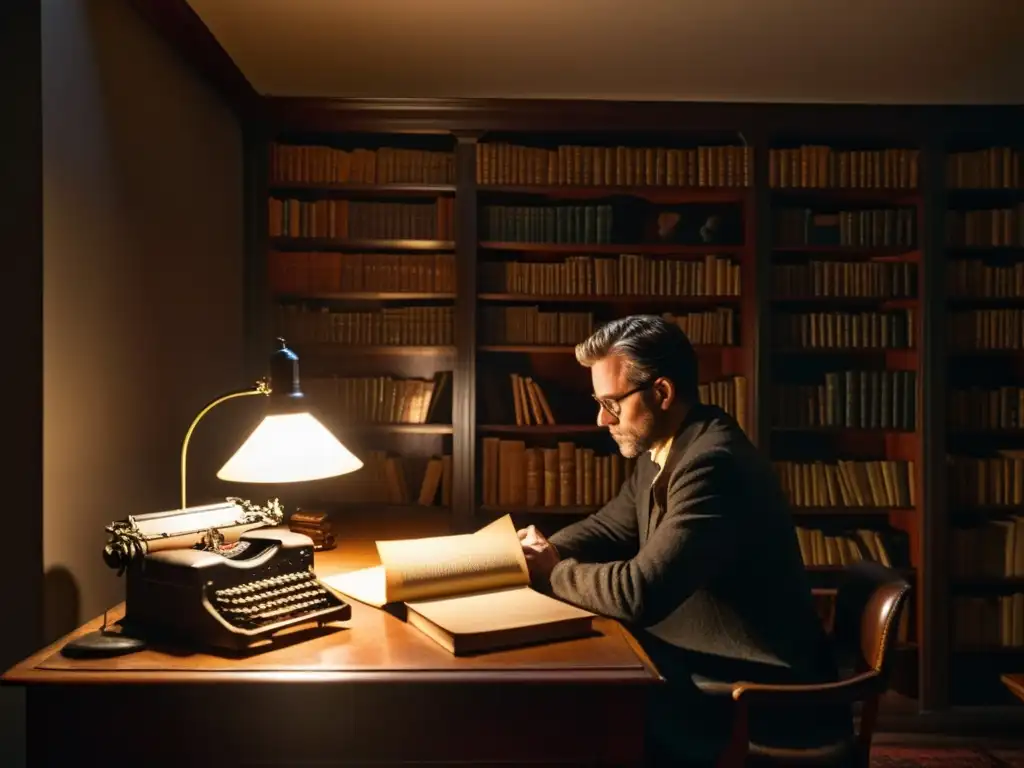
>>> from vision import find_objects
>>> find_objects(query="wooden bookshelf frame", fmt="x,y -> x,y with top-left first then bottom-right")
242,98 -> 1024,717
920,138 -> 950,711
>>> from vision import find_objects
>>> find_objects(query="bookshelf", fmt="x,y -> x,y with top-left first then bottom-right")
247,103 -> 1024,715
473,135 -> 755,534
942,140 -> 1024,705
765,138 -> 924,700
263,135 -> 458,525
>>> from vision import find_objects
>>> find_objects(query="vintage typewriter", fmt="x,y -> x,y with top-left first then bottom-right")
102,498 -> 351,653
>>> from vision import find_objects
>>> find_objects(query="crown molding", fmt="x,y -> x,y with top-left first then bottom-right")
262,96 -> 1024,139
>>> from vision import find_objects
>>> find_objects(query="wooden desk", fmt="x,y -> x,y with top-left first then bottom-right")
3,538 -> 662,767
1003,674 -> 1024,705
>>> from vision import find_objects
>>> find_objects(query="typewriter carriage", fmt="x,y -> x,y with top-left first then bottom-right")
102,497 -> 285,575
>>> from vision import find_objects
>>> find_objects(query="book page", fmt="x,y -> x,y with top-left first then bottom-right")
322,565 -> 389,607
377,515 -> 529,602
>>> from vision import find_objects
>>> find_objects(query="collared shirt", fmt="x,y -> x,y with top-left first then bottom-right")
649,436 -> 674,485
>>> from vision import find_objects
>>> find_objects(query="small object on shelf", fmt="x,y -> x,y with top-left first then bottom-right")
289,509 -> 336,551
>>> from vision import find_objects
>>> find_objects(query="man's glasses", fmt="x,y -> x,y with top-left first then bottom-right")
592,383 -> 652,418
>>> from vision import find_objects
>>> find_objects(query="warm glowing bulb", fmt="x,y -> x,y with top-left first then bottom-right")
216,412 -> 362,483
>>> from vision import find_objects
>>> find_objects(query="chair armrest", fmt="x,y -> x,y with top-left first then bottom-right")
714,671 -> 881,765
730,670 -> 882,707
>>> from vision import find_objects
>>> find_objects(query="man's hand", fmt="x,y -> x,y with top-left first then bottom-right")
517,525 -> 560,583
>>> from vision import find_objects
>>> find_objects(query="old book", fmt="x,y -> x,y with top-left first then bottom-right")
291,510 -> 330,527
417,456 -> 445,505
323,515 -> 595,655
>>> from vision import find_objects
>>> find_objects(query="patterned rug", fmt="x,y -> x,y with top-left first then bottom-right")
872,747 -> 1024,767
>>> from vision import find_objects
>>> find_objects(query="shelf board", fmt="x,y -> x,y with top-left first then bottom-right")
946,188 -> 1024,206
477,185 -> 748,203
268,182 -> 456,196
791,506 -> 914,515
478,344 -> 738,354
294,344 -> 455,356
948,348 -> 1024,356
478,344 -> 575,354
772,426 -> 916,434
807,565 -> 916,577
946,246 -> 1024,254
276,292 -> 456,301
773,347 -> 917,355
771,297 -> 917,310
769,187 -> 921,203
947,296 -> 1024,308
479,242 -> 746,255
345,424 -> 453,435
478,505 -> 598,516
946,186 -> 1024,193
947,429 -> 1024,437
773,246 -> 919,258
478,424 -> 604,435
270,237 -> 455,252
951,577 -> 1024,591
952,505 -> 1024,516
478,293 -> 740,306
953,646 -> 1024,654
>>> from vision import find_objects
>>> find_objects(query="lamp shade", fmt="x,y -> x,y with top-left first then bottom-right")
216,411 -> 363,483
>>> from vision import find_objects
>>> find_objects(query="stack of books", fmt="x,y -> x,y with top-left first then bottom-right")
287,510 -> 336,551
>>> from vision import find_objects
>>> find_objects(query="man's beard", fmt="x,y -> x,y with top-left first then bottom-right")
609,410 -> 656,458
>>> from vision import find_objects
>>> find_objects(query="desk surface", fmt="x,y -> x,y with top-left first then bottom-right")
4,535 -> 660,767
1003,674 -> 1024,704
3,536 -> 662,688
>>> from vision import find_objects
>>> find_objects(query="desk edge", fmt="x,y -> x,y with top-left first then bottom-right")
2,667 -> 662,686
3,604 -> 664,687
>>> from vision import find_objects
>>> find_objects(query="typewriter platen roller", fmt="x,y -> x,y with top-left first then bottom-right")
123,527 -> 351,652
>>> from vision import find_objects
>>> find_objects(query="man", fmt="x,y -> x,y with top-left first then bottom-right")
518,315 -> 850,765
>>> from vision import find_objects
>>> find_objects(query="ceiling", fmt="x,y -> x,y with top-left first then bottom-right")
185,0 -> 1024,105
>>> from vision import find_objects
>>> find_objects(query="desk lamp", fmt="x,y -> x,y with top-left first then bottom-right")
186,337 -> 362,505
63,338 -> 361,657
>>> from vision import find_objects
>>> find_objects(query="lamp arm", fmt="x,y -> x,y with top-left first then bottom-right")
180,379 -> 270,510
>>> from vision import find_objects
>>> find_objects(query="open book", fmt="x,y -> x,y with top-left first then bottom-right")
323,515 -> 596,655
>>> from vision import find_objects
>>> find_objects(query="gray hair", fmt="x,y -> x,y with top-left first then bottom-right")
575,315 -> 699,401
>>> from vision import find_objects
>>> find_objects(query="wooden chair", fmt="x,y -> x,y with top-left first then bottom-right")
708,561 -> 912,767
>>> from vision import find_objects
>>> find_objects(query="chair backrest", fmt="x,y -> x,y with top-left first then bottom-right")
832,561 -> 912,677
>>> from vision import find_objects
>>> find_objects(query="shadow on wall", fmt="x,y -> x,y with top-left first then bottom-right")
43,565 -> 81,644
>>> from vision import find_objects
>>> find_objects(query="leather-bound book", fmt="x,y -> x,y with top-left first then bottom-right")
288,510 -> 335,551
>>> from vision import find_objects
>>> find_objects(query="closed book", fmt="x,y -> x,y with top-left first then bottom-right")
291,511 -> 330,526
